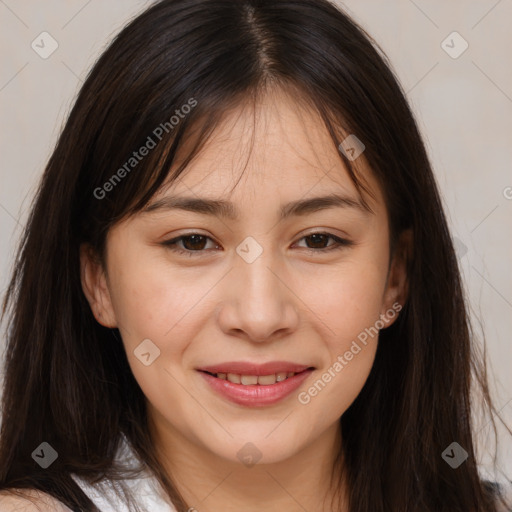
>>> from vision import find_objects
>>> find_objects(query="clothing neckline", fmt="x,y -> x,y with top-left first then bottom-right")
70,434 -> 176,512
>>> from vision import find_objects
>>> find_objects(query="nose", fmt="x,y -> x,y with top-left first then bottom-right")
215,250 -> 300,343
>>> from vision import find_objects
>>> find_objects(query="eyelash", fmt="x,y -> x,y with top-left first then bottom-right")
161,232 -> 353,257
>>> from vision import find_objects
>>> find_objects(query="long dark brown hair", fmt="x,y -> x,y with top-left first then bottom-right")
1,0 -> 510,510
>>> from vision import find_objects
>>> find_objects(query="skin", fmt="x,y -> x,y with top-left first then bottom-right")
81,87 -> 409,512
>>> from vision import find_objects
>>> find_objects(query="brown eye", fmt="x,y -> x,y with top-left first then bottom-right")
295,232 -> 353,253
161,234 -> 219,256
181,235 -> 208,250
304,234 -> 331,249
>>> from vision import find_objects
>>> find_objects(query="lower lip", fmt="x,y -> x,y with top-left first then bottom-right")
199,369 -> 314,407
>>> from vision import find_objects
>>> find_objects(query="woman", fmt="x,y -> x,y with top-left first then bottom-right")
0,0 -> 510,510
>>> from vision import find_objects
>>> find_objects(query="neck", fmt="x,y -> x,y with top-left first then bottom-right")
148,409 -> 347,512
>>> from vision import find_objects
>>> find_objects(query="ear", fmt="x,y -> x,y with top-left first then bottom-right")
79,243 -> 117,328
380,229 -> 412,327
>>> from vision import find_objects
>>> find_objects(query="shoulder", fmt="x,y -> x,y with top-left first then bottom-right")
0,489 -> 72,512
489,480 -> 512,512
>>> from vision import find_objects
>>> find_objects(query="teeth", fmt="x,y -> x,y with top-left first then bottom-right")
258,374 -> 276,385
216,372 -> 296,384
227,373 -> 241,384
240,375 -> 258,385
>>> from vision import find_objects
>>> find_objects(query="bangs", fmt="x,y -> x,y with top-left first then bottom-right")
90,80 -> 376,240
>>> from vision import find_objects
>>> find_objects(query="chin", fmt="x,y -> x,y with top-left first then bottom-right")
197,424 -> 307,466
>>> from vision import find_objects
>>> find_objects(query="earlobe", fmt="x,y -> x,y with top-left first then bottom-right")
79,244 -> 118,328
380,229 -> 412,327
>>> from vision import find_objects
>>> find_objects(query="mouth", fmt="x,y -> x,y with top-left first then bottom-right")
200,370 -> 303,385
197,362 -> 315,407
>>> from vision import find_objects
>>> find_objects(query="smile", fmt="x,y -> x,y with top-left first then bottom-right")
197,361 -> 314,407
206,371 -> 298,385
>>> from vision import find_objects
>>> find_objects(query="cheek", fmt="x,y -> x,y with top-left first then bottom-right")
106,256 -> 212,418
297,295 -> 381,426
293,255 -> 386,415
107,251 -> 216,349
301,254 -> 388,347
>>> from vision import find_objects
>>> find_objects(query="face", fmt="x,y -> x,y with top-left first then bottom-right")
81,88 -> 407,467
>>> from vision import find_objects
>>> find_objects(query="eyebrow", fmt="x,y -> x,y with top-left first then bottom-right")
142,193 -> 369,220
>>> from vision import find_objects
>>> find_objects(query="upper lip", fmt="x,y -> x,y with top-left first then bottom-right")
197,361 -> 313,376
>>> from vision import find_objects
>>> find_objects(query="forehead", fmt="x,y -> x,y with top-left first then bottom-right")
151,87 -> 385,214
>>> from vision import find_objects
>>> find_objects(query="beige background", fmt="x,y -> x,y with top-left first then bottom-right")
1,0 -> 511,482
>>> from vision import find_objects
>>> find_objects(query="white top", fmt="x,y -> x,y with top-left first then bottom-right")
70,435 -> 177,512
